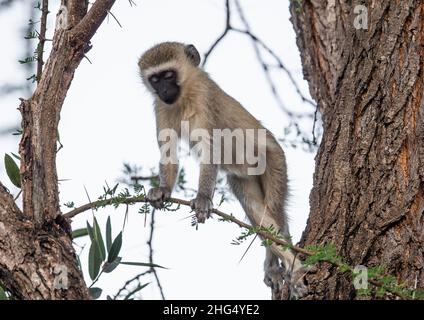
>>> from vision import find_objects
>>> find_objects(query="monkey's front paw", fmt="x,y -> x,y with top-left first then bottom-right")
190,194 -> 213,223
147,187 -> 171,209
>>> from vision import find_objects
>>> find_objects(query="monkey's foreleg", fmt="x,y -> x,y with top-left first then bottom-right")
190,164 -> 218,223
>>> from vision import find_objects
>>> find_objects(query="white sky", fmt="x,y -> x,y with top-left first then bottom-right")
0,0 -> 316,299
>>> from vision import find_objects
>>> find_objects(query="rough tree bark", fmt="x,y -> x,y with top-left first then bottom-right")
0,0 -> 116,299
287,1 -> 424,299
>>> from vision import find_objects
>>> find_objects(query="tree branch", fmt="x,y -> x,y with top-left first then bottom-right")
70,0 -> 116,44
68,0 -> 89,28
36,0 -> 48,82
64,192 -> 413,300
8,0 -> 117,299
63,195 -> 311,256
202,0 -> 319,149
0,181 -> 22,216
147,209 -> 165,300
202,0 -> 231,67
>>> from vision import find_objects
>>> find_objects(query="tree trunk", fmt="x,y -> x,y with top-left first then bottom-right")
289,1 -> 424,299
0,0 -> 116,299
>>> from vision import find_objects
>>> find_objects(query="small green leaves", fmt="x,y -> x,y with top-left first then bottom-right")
304,243 -> 339,266
87,217 -> 106,280
106,216 -> 112,252
24,30 -> 38,40
86,215 -> 128,285
103,257 -> 122,273
4,154 -> 21,188
88,241 -> 102,281
89,287 -> 102,300
19,56 -> 37,64
138,203 -> 150,214
93,217 -> 106,261
64,201 -> 75,209
12,129 -> 22,136
86,221 -> 94,241
107,232 -> 122,263
0,285 -> 8,300
72,228 -> 89,239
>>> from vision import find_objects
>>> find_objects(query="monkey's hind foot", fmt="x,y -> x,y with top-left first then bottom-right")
264,264 -> 309,299
264,264 -> 286,295
288,267 -> 309,299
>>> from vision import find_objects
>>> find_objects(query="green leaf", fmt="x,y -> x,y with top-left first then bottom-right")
4,154 -> 21,188
106,216 -> 112,253
107,232 -> 122,263
86,221 -> 94,241
0,286 -> 7,300
89,287 -> 102,300
72,228 -> 89,239
88,242 -> 102,281
93,217 -> 106,261
120,261 -> 166,269
11,152 -> 21,161
103,257 -> 122,273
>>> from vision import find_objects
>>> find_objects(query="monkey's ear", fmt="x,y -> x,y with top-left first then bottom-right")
185,44 -> 201,67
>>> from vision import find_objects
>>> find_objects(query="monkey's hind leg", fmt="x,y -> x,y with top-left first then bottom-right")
227,175 -> 308,299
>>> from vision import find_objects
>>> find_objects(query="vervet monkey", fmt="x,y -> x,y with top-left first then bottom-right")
138,42 -> 308,298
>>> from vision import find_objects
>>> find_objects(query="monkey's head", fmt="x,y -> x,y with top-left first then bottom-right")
138,42 -> 201,105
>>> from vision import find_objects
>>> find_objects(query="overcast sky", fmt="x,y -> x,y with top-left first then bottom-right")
0,0 -> 316,299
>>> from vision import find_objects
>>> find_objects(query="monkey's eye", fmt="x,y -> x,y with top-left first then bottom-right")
164,71 -> 175,79
150,75 -> 159,83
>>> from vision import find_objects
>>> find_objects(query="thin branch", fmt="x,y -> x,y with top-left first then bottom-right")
234,0 -> 315,109
113,271 -> 150,299
131,175 -> 159,181
36,0 -> 48,82
64,193 -> 411,300
232,32 -> 315,109
63,195 -> 310,256
201,0 -> 319,148
202,0 -> 231,67
70,0 -> 116,44
148,209 -> 165,300
107,9 -> 122,28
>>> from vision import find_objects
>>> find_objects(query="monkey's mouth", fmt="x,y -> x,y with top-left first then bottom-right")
158,91 -> 180,105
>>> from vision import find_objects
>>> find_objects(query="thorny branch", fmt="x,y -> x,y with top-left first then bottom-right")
112,209 -> 165,300
64,192 -> 413,300
202,0 -> 320,148
148,209 -> 165,300
36,0 -> 48,82
202,0 -> 231,65
113,271 -> 150,299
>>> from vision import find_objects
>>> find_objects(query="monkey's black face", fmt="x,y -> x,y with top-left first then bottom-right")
148,70 -> 180,105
